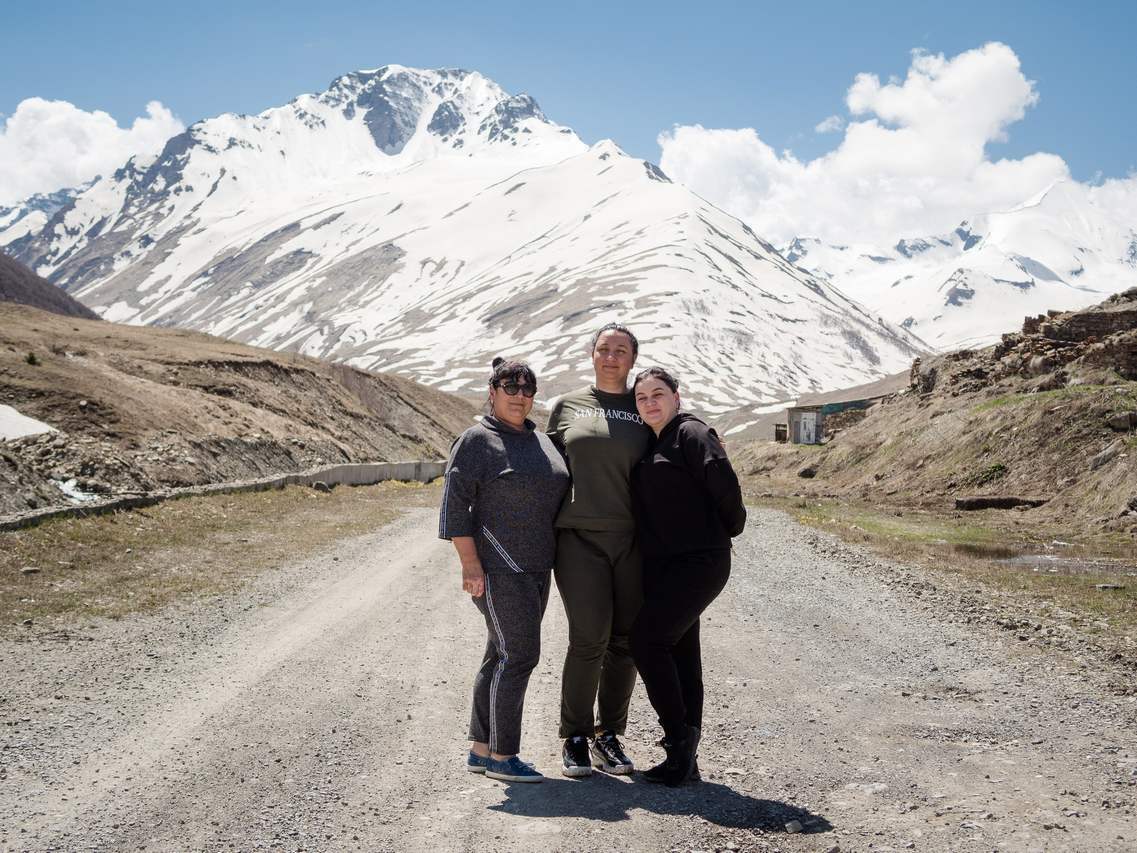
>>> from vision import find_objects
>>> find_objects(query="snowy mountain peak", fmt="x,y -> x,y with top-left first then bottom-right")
306,65 -> 575,159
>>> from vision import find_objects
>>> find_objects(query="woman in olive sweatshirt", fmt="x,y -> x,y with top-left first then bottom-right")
629,366 -> 746,787
545,323 -> 652,777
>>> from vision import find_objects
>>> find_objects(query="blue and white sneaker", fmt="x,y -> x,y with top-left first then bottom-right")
485,755 -> 544,783
466,750 -> 492,774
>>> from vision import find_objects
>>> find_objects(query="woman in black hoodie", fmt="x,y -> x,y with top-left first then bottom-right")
629,367 -> 746,786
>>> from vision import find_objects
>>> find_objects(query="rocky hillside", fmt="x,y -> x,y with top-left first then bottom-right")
0,253 -> 98,320
0,305 -> 476,516
738,288 -> 1137,534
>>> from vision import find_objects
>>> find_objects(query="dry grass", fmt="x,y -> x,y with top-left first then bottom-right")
761,496 -> 1137,640
1,481 -> 442,633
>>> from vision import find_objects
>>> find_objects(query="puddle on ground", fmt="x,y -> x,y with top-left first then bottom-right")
952,543 -> 1022,560
950,542 -> 1136,576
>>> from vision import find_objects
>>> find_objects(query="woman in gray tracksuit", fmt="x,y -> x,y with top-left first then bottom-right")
438,358 -> 570,784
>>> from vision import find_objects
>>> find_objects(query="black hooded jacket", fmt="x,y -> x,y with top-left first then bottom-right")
631,413 -> 746,562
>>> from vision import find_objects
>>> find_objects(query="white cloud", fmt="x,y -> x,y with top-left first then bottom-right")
814,115 -> 843,134
0,98 -> 184,206
659,43 -> 1077,245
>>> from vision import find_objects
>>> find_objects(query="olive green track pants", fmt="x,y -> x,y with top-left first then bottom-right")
554,528 -> 643,738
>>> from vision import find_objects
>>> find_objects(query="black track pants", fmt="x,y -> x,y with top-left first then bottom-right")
468,571 -> 551,756
630,549 -> 730,743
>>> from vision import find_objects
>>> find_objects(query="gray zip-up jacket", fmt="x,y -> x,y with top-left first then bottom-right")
438,416 -> 570,573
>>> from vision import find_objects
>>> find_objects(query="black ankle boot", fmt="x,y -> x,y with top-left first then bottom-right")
661,725 -> 699,787
642,754 -> 669,783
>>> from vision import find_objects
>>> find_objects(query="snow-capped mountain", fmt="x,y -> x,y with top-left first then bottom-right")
784,181 -> 1137,350
3,65 -> 922,414
0,183 -> 90,250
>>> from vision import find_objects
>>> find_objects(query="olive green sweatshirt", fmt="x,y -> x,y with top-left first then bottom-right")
546,385 -> 653,532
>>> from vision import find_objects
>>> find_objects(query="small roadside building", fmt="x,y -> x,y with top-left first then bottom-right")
782,371 -> 911,444
786,405 -> 823,444
785,397 -> 888,444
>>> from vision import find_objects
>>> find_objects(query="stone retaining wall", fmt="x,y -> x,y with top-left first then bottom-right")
0,460 -> 446,532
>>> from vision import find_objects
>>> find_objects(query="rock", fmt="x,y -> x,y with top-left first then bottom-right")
1034,370 -> 1068,391
1089,440 -> 1123,471
20,566 -> 41,575
785,819 -> 803,833
1106,411 -> 1137,431
797,465 -> 818,479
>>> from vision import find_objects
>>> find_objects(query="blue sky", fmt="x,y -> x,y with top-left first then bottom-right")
1,0 -> 1133,183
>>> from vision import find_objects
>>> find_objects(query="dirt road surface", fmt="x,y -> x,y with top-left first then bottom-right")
3,507 -> 1135,852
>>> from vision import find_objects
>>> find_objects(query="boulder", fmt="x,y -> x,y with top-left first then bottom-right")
1106,411 -> 1137,431
1089,440 -> 1124,471
1034,370 -> 1068,391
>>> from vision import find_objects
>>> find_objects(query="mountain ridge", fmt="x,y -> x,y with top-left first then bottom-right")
782,179 -> 1137,350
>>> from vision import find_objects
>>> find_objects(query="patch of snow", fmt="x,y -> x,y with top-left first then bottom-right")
0,404 -> 55,440
53,478 -> 100,503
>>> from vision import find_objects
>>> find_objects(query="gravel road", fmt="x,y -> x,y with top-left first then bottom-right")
3,507 -> 1135,852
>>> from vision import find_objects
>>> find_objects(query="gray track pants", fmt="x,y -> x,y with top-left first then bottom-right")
468,571 -> 551,756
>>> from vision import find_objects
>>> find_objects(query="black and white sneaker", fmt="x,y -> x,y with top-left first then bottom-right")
562,736 -> 593,777
591,730 -> 634,775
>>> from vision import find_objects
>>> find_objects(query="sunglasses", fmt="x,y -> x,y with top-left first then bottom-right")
497,380 -> 537,398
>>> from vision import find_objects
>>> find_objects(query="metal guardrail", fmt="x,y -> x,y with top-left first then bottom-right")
0,460 -> 447,533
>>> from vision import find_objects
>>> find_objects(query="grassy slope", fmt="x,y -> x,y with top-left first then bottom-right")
738,376 -> 1137,535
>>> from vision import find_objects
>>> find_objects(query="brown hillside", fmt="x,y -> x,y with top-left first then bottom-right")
0,253 -> 99,320
0,305 -> 477,515
738,288 -> 1137,536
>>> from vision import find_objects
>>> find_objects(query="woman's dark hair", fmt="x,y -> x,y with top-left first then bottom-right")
633,366 -> 679,393
488,356 -> 537,390
589,322 -> 639,358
